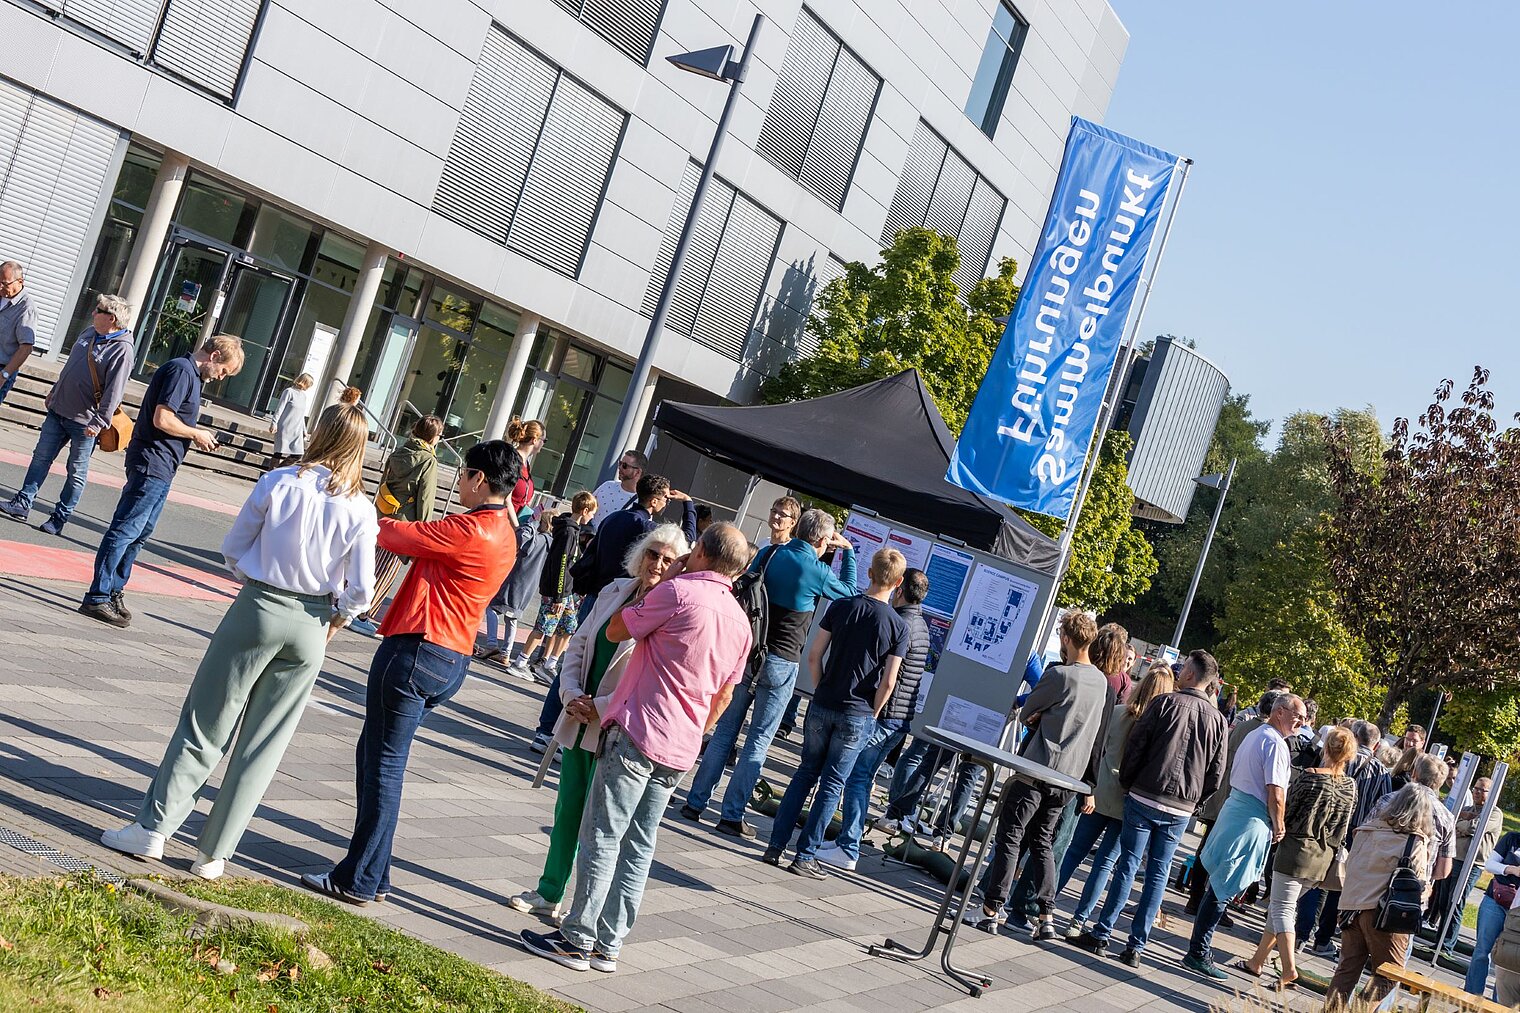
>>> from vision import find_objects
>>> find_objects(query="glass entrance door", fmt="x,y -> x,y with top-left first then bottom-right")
136,239 -> 229,378
205,263 -> 295,408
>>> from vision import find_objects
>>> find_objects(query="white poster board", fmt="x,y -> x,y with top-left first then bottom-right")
945,563 -> 1041,672
301,322 -> 338,384
834,512 -> 890,589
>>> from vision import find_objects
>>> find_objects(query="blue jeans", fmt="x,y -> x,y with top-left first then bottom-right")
685,653 -> 799,822
536,673 -> 563,737
833,718 -> 909,860
778,691 -> 803,732
1056,810 -> 1125,924
331,635 -> 469,899
885,739 -> 979,832
84,471 -> 171,604
1466,893 -> 1507,996
766,704 -> 872,861
561,727 -> 681,958
1093,796 -> 1190,951
0,369 -> 17,406
576,590 -> 599,624
11,410 -> 94,525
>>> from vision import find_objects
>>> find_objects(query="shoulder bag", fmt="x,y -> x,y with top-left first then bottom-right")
86,339 -> 133,453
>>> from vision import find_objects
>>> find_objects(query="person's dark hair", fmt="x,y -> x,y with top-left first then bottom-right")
1058,611 -> 1098,649
635,473 -> 670,507
1266,677 -> 1292,692
900,568 -> 928,605
1186,649 -> 1220,688
412,415 -> 443,442
698,521 -> 749,577
1089,623 -> 1130,678
696,504 -> 713,522
463,440 -> 522,496
622,449 -> 648,470
1304,698 -> 1319,726
1256,689 -> 1285,717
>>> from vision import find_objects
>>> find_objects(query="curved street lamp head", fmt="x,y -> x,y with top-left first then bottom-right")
667,45 -> 739,82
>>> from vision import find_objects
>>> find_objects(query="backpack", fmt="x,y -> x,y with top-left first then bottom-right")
1375,833 -> 1426,934
731,546 -> 776,688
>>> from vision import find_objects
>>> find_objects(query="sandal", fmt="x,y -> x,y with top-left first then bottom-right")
1229,959 -> 1262,976
1273,977 -> 1299,990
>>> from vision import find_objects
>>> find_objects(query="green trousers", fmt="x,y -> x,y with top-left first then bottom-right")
138,581 -> 329,859
538,746 -> 597,903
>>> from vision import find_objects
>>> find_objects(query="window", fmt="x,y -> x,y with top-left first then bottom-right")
551,0 -> 665,63
643,161 -> 784,361
882,121 -> 1007,293
42,0 -> 264,101
756,9 -> 880,212
965,2 -> 1028,139
434,27 -> 627,278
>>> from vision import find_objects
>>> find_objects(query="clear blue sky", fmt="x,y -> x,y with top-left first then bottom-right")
1102,1 -> 1519,441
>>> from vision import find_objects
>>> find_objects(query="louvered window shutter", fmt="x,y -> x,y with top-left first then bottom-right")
508,74 -> 625,276
953,176 -> 1006,293
797,44 -> 877,210
0,81 -> 121,350
578,0 -> 664,62
61,0 -> 162,54
643,162 -> 728,336
883,120 -> 1007,288
882,122 -> 944,244
151,0 -> 265,100
693,192 -> 780,359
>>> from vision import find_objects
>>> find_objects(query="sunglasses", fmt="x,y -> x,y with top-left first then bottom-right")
644,547 -> 678,566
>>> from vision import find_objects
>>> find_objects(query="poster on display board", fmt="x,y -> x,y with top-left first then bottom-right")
922,543 -> 974,617
946,563 -> 1041,672
833,512 -> 890,590
912,613 -> 954,714
886,527 -> 933,571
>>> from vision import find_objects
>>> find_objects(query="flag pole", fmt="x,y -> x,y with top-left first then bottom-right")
1033,155 -> 1193,635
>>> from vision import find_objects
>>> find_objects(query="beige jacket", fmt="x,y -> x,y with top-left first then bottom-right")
1339,822 -> 1433,912
533,578 -> 641,787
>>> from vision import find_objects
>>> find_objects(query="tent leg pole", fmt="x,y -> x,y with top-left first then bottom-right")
735,473 -> 761,527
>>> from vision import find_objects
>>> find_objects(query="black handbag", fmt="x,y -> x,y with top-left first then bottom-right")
1375,834 -> 1426,934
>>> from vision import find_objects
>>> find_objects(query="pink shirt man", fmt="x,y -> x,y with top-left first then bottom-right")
601,569 -> 752,770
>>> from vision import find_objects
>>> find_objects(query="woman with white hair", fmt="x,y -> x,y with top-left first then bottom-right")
507,522 -> 690,921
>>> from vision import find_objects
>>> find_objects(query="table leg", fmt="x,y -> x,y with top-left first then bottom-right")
869,758 -> 998,996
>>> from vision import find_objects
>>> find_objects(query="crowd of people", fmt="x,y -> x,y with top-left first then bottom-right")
1,281 -> 1515,1005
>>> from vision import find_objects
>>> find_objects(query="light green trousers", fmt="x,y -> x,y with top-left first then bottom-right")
138,581 -> 330,859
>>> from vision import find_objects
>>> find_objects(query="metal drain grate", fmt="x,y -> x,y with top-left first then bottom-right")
0,825 -> 124,883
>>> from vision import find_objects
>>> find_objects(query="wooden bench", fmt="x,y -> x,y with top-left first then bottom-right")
1374,962 -> 1509,1012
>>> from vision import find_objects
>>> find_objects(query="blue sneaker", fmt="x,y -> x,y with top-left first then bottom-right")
0,498 -> 28,521
347,618 -> 380,638
39,514 -> 65,536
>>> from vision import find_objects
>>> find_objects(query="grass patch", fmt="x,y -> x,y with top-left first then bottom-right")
0,874 -> 576,1012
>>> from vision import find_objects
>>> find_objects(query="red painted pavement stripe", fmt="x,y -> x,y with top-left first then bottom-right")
0,538 -> 238,602
0,448 -> 241,517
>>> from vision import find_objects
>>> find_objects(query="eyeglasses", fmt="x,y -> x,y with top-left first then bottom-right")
769,509 -> 797,521
644,548 -> 678,566
618,460 -> 638,470
93,307 -> 112,315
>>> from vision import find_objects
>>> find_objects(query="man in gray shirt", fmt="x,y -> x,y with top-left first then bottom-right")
1,293 -> 134,534
967,610 -> 1112,941
0,261 -> 36,406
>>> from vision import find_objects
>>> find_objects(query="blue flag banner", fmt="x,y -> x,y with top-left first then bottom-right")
947,117 -> 1180,519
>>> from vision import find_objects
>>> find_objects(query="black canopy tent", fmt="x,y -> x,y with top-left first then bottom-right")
651,369 -> 1060,574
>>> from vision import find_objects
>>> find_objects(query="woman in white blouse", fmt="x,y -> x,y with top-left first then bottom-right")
268,372 -> 314,469
101,403 -> 377,879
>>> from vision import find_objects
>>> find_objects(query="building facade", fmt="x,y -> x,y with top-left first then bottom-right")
0,0 -> 1126,497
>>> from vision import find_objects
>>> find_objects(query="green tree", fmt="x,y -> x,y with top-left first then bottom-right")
760,228 -> 1016,433
1020,430 -> 1158,612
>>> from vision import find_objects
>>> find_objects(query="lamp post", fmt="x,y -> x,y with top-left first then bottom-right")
1171,456 -> 1236,651
600,14 -> 765,478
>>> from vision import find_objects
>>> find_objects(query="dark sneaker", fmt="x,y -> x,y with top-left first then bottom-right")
39,514 -> 65,536
79,600 -> 130,629
1181,953 -> 1229,981
588,949 -> 617,973
520,929 -> 589,972
299,871 -> 370,906
760,848 -> 783,866
1069,930 -> 1108,956
1032,921 -> 1058,942
0,498 -> 28,521
678,804 -> 703,821
1218,910 -> 1236,929
1117,947 -> 1141,968
110,592 -> 131,622
715,818 -> 756,839
788,858 -> 826,880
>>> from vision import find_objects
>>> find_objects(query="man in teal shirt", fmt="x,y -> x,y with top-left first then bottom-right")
680,507 -> 855,837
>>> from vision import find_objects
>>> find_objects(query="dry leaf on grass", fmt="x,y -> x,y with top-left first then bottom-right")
91,987 -> 119,1000
0,934 -> 13,951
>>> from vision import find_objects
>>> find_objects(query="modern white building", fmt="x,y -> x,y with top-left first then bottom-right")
0,0 -> 1126,500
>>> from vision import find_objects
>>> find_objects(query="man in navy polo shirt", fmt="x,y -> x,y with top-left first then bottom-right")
78,335 -> 242,627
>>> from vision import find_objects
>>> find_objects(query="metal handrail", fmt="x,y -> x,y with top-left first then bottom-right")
327,379 -> 398,458
438,428 -> 486,513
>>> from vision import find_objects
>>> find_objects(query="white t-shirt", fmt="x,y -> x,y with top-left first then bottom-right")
1230,722 -> 1292,806
590,478 -> 637,529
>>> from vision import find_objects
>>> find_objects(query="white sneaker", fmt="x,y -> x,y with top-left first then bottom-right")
532,660 -> 558,686
506,658 -> 535,681
589,949 -> 617,973
529,733 -> 550,755
101,822 -> 165,859
816,844 -> 857,871
869,815 -> 901,835
190,856 -> 225,880
507,890 -> 563,918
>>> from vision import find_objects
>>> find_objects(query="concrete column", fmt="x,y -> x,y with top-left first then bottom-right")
628,370 -> 660,453
322,240 -> 389,408
119,150 -> 190,331
483,312 -> 540,440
